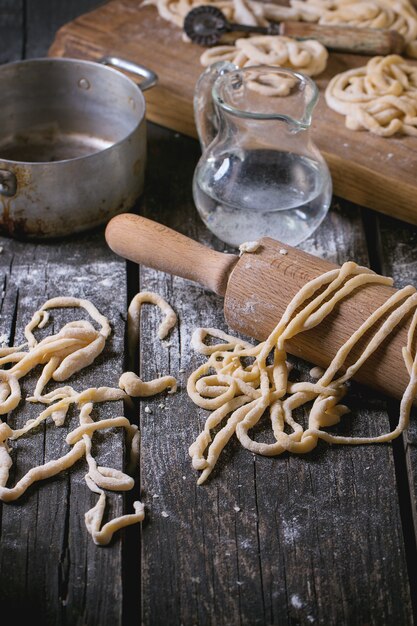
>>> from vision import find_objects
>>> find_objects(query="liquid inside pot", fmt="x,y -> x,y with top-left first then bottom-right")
0,124 -> 112,163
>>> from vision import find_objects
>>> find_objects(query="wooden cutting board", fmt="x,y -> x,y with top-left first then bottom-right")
49,0 -> 417,225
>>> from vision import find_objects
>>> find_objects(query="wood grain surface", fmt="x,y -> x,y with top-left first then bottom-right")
48,0 -> 417,226
0,234 -> 127,624
0,1 -> 417,624
138,125 -> 413,626
375,211 -> 417,615
105,213 -> 239,296
0,2 -> 128,624
226,237 -> 414,401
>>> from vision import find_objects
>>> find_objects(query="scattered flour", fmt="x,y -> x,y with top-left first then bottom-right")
282,519 -> 301,544
291,594 -> 304,609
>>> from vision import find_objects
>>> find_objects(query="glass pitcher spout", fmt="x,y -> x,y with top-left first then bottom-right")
192,64 -> 332,248
194,63 -> 320,150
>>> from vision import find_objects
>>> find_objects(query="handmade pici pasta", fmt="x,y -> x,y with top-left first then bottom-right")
289,0 -> 417,59
200,36 -> 328,76
325,55 -> 417,137
0,293 -> 177,545
144,0 -> 417,58
200,36 -> 328,96
187,261 -> 417,484
142,0 -> 300,29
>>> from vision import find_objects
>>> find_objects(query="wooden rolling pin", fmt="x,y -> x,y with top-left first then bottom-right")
105,213 -> 414,402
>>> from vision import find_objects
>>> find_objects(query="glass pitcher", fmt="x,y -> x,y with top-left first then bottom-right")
193,63 -> 332,247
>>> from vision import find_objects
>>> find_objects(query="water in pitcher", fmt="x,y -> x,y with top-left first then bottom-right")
193,149 -> 332,247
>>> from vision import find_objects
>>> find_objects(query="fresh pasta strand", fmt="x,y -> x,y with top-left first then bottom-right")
187,261 -> 417,484
121,291 -> 178,396
0,296 -> 114,414
200,36 -> 328,76
0,290 -> 178,544
144,0 -> 417,59
84,477 -> 145,547
143,0 -> 300,30
325,55 -> 417,137
200,35 -> 328,96
289,0 -> 417,58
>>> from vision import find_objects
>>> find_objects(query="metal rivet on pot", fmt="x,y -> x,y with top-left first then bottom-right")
78,78 -> 90,90
0,170 -> 17,197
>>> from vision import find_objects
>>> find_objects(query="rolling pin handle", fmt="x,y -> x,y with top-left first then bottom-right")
105,213 -> 239,296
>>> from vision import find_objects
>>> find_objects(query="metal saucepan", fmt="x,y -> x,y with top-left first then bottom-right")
0,56 -> 157,238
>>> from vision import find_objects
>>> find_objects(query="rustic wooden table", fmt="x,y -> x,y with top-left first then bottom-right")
0,2 -> 416,625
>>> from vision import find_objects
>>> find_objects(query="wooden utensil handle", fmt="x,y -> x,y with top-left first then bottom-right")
105,213 -> 238,295
280,22 -> 405,56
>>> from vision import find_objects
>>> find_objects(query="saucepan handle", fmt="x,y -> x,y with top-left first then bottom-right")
0,170 -> 17,197
99,56 -> 158,91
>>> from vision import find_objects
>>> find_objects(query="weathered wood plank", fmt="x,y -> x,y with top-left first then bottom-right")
138,124 -> 413,624
0,231 -> 129,625
374,212 -> 417,613
0,2 -> 133,622
2,1 -> 415,622
0,0 -> 23,63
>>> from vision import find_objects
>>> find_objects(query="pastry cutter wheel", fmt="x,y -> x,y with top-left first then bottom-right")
183,5 -> 405,55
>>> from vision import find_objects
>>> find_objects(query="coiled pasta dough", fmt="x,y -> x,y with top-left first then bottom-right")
201,35 -> 327,71
143,0 -> 300,29
325,54 -> 417,136
187,261 -> 417,484
144,0 -> 417,58
200,36 -> 327,95
0,292 -> 177,545
290,0 -> 417,58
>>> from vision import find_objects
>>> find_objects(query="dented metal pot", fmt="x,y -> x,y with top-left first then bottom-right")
0,56 -> 157,238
